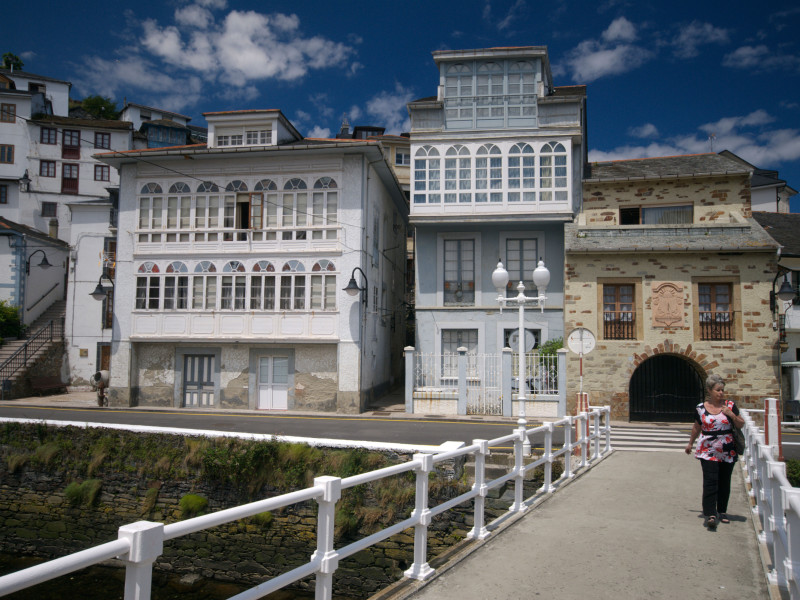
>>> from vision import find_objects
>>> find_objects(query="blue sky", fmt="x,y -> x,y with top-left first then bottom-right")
5,0 -> 800,209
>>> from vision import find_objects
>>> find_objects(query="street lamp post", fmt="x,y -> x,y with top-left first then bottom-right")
492,258 -> 550,455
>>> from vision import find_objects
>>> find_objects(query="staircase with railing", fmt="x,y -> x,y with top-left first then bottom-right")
0,300 -> 66,398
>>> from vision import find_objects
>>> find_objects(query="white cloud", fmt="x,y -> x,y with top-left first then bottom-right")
628,123 -> 659,138
671,21 -> 729,59
306,125 -> 332,139
562,39 -> 652,82
602,17 -> 637,43
723,45 -> 800,71
482,0 -> 528,33
175,5 -> 214,29
590,110 -> 800,168
365,83 -> 414,134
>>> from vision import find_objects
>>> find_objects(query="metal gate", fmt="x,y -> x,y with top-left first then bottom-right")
183,354 -> 215,407
466,354 -> 503,416
629,355 -> 703,422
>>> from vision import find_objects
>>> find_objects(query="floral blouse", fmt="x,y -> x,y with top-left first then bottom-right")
693,400 -> 739,463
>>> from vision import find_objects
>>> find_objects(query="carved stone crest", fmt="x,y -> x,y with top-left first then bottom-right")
652,282 -> 684,328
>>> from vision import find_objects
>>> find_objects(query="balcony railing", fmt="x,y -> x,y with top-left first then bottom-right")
135,226 -> 340,253
699,311 -> 733,341
603,312 -> 636,340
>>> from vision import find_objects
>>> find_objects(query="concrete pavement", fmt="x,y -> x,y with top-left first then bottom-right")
393,451 -> 770,600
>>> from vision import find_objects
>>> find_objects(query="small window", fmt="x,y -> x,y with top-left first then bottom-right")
94,132 -> 111,149
42,202 -> 57,217
603,284 -> 636,340
0,103 -> 15,123
395,150 -> 410,166
698,283 -> 733,340
63,130 -> 80,147
40,160 -> 56,177
40,128 -> 57,144
0,184 -> 8,204
0,144 -> 13,163
95,165 -> 110,181
621,205 -> 693,225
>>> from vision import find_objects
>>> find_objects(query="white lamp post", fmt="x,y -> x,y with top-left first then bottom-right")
492,258 -> 550,455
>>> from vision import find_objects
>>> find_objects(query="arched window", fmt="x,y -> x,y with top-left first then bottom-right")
314,177 -> 337,189
508,61 -> 537,118
135,262 -> 160,310
540,142 -> 568,202
475,144 -> 502,203
197,181 -> 219,192
311,178 -> 338,240
444,64 -> 473,121
311,261 -> 336,310
508,143 -> 535,202
280,180 -> 308,240
221,262 -> 246,309
445,145 -> 471,204
280,260 -> 306,310
225,180 -> 248,192
251,261 -> 276,310
164,262 -> 188,310
138,183 -> 163,240
192,261 -> 217,310
414,145 -> 440,204
254,179 -> 277,191
168,182 -> 190,193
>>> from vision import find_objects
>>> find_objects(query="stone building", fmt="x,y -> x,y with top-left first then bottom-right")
564,153 -> 780,421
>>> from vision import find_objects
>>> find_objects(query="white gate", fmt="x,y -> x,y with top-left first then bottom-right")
466,354 -> 503,415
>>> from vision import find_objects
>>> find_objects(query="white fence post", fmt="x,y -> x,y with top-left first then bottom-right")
579,414 -> 589,469
783,488 -> 800,598
603,406 -> 613,454
118,521 -> 164,600
510,427 -> 526,513
766,461 -> 788,589
765,397 -> 784,462
564,416 -> 573,479
592,411 -> 601,461
502,348 -> 513,417
312,476 -> 341,600
457,347 -> 468,415
467,440 -> 490,541
556,348 -> 568,417
540,422 -> 554,493
404,347 -> 414,413
405,454 -> 434,581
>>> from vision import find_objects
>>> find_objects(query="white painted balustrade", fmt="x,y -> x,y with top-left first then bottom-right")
740,398 -> 800,598
0,408 -> 612,600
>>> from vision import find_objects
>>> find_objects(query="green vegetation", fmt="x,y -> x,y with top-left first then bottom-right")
64,479 -> 102,507
539,337 -> 563,356
786,460 -> 800,488
179,494 -> 208,518
1,53 -> 23,70
250,511 -> 273,529
78,95 -> 120,120
0,300 -> 23,344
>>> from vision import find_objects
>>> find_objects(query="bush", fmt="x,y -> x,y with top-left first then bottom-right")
179,493 -> 208,518
0,300 -> 22,342
786,459 -> 800,488
64,479 -> 102,507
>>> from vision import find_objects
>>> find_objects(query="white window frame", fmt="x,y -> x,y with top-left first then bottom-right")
437,232 -> 482,307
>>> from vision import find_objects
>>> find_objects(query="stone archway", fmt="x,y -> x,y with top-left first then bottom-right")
627,339 -> 713,422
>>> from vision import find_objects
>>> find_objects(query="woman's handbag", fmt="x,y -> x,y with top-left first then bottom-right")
731,425 -> 745,455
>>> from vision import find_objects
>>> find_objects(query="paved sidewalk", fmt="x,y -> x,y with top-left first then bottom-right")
404,451 -> 768,600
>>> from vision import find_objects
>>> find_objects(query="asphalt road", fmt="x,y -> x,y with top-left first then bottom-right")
0,405 -> 549,451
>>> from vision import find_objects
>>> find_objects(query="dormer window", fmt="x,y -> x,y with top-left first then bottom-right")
620,204 -> 693,225
246,130 -> 270,145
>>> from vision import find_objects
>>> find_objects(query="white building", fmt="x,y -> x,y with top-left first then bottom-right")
98,109 -> 408,412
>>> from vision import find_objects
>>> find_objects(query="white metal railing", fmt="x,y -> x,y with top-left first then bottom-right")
740,400 -> 800,598
0,408 -> 612,600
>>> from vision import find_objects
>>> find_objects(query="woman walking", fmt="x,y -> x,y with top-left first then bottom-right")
685,374 -> 744,530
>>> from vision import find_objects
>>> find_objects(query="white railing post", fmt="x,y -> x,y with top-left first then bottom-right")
579,414 -> 589,469
502,348 -> 513,417
540,422 -> 554,493
766,461 -> 788,590
765,397 -> 784,462
783,489 -> 800,598
564,416 -> 573,479
312,476 -> 341,600
118,521 -> 164,600
758,445 -> 777,542
510,427 -> 526,513
467,440 -> 490,540
404,347 -> 414,413
603,406 -> 613,454
592,411 -> 601,461
405,454 -> 434,581
457,347 -> 468,415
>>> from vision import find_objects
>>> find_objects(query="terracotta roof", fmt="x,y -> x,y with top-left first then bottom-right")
585,153 -> 750,182
752,212 -> 800,257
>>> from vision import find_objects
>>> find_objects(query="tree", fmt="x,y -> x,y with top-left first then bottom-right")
2,53 -> 24,70
80,95 -> 120,120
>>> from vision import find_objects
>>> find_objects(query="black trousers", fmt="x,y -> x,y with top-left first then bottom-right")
700,459 -> 735,516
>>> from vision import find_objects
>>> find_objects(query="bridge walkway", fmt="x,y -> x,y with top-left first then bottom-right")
396,451 -> 769,600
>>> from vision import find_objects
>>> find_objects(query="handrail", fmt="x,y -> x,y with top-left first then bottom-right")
0,318 -> 64,385
740,407 -> 800,598
26,283 -> 60,313
0,408 -> 613,600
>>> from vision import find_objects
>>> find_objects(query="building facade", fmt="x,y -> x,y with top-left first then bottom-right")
564,153 -> 780,420
98,109 -> 408,413
408,46 -> 586,417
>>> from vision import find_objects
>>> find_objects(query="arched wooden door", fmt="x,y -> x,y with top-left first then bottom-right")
629,355 -> 704,422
